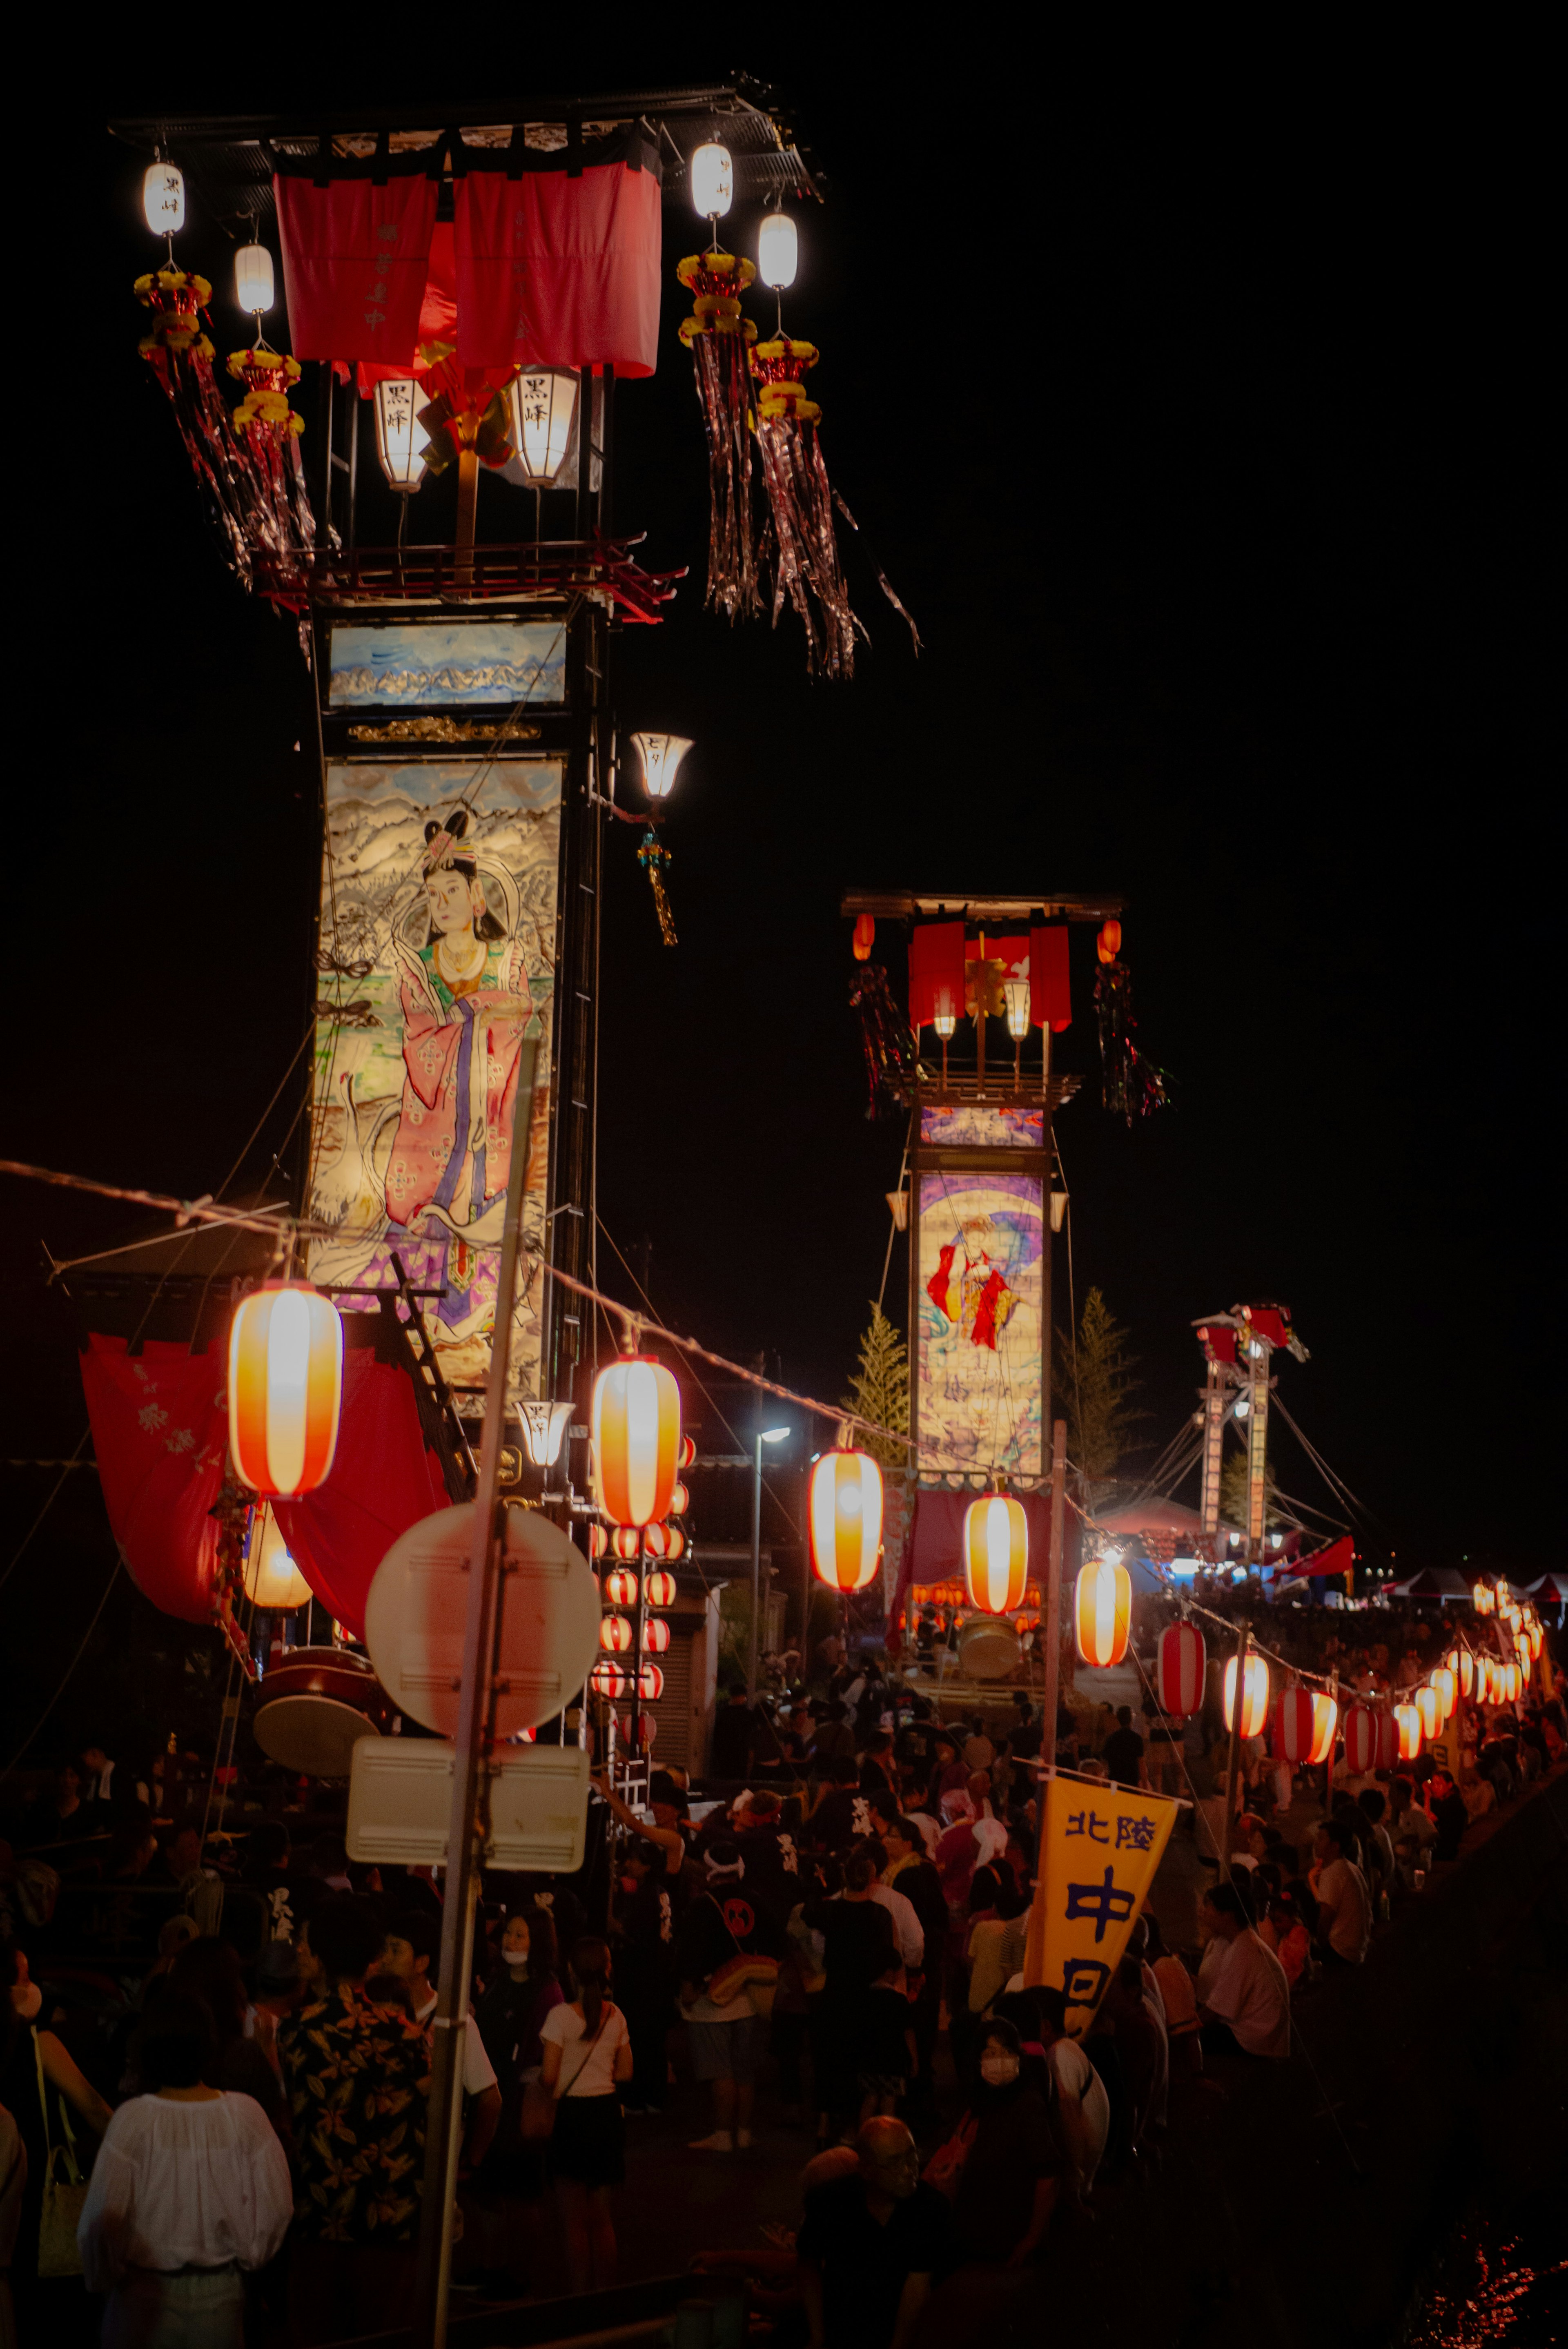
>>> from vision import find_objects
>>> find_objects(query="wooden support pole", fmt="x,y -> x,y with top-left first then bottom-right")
1220,1622 -> 1251,1878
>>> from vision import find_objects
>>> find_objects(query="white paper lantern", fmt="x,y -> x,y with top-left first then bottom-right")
143,163 -> 185,235
235,243 -> 275,314
758,211 -> 798,290
374,378 -> 430,492
690,143 -> 733,220
505,369 -> 579,488
631,732 -> 694,803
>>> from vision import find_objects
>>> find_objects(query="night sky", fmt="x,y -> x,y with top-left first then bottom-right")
3,47 -> 1552,1743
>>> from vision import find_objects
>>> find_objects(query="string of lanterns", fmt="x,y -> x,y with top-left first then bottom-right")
586,1346 -> 691,1730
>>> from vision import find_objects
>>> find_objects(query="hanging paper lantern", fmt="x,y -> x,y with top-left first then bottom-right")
243,1505 -> 311,1612
1343,1704 -> 1378,1776
642,1522 -> 687,1562
644,1569 -> 677,1609
1158,1621 -> 1206,1718
967,1496 -> 1030,1620
1222,1653 -> 1271,1739
852,913 -> 875,961
637,1664 -> 665,1702
143,161 -> 186,236
599,1616 -> 634,1654
679,1435 -> 696,1471
1472,1580 -> 1492,1614
1503,1661 -> 1520,1703
609,1527 -> 643,1563
1432,1666 -> 1456,1722
228,1283 -> 343,1499
1448,1646 -> 1472,1699
592,1354 -> 681,1529
590,1662 -> 630,1698
809,1446 -> 884,1593
1394,1702 -> 1422,1761
1274,1687 -> 1316,1765
603,1567 -> 638,1606
1097,919 -> 1122,964
234,242 -> 274,316
1073,1552 -> 1130,1665
1307,1694 -> 1339,1766
1530,1622 -> 1543,1661
667,1482 -> 690,1520
1374,1708 -> 1401,1771
587,1525 -> 611,1562
643,1618 -> 670,1654
1416,1686 -> 1440,1742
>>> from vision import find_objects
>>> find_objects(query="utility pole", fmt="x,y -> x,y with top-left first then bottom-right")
748,1430 -> 763,1712
1219,1621 -> 1251,1879
411,1041 -> 537,2349
1200,1354 -> 1227,1538
1023,1417 -> 1067,1986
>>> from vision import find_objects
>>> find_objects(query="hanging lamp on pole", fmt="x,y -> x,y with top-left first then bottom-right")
228,1283 -> 343,1498
964,1493 -> 1029,1617
808,1436 -> 883,1594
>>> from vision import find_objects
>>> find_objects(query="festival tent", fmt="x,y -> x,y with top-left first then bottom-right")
1387,1567 -> 1475,1599
1523,1572 -> 1568,1602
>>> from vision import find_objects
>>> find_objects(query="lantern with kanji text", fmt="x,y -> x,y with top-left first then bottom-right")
1074,1553 -> 1131,1667
592,1352 -> 682,1529
1222,1653 -> 1270,1739
1158,1620 -> 1206,1718
809,1443 -> 884,1593
967,1495 -> 1031,1619
228,1282 -> 343,1498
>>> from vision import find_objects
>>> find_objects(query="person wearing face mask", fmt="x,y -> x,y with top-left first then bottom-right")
946,2020 -> 1063,2270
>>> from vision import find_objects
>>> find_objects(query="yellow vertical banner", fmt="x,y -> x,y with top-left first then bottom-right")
1022,1774 -> 1178,2035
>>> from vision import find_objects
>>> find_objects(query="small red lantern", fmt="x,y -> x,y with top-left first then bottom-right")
591,1352 -> 682,1529
228,1281 -> 343,1498
1343,1703 -> 1378,1776
642,1522 -> 687,1562
1374,1708 -> 1401,1771
1394,1702 -> 1422,1761
667,1481 -> 690,1519
643,1617 -> 670,1654
610,1527 -> 642,1562
678,1434 -> 696,1471
637,1663 -> 664,1701
590,1662 -> 630,1698
1275,1687 -> 1316,1765
604,1567 -> 639,1606
1307,1693 -> 1339,1766
1222,1653 -> 1270,1739
852,913 -> 875,961
1158,1621 -> 1206,1718
599,1615 -> 634,1654
586,1524 -> 610,1560
809,1444 -> 884,1593
1097,918 -> 1122,964
644,1569 -> 677,1608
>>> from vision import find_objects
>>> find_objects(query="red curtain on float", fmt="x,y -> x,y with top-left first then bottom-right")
908,922 -> 966,1030
79,1337 -> 229,1624
81,1336 -> 449,1638
1029,923 -> 1071,1033
274,1352 -> 449,1642
272,125 -> 661,378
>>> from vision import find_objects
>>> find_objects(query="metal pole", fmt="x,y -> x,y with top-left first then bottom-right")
748,1433 -> 762,1712
1022,1418 -> 1067,1986
1220,1622 -> 1250,1879
411,1038 -> 538,2349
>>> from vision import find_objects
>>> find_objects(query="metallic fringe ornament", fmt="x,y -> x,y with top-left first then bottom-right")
749,337 -> 863,678
1095,959 -> 1172,1122
849,963 -> 920,1117
135,269 -> 315,655
637,828 -> 678,946
677,252 -> 760,622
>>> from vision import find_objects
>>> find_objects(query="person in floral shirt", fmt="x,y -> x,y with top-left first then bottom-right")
278,1893 -> 432,2346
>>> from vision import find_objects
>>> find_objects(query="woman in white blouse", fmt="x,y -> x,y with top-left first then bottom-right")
78,1990 -> 292,2347
539,1938 -> 633,2294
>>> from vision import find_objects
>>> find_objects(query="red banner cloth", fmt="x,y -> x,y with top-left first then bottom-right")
80,1337 -> 228,1624
1274,1535 -> 1354,1580
1029,924 -> 1072,1032
274,1351 -> 450,1641
454,155 -> 662,374
1197,1322 -> 1238,1363
274,156 -> 440,364
1245,1306 -> 1292,1351
909,922 -> 967,1030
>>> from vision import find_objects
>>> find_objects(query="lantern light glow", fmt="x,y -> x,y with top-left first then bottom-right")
374,378 -> 430,492
228,1284 -> 343,1499
690,142 -> 733,219
1222,1652 -> 1271,1739
1073,1553 -> 1131,1666
505,368 -> 579,487
243,1505 -> 312,1612
630,732 -> 694,803
234,243 -> 274,315
967,1495 -> 1031,1618
809,1446 -> 884,1593
1395,1701 -> 1423,1761
757,210 -> 798,289
592,1355 -> 681,1529
144,163 -> 185,235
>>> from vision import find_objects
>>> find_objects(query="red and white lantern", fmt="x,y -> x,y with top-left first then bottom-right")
643,1617 -> 670,1654
1416,1685 -> 1440,1742
598,1615 -> 633,1654
604,1567 -> 638,1606
667,1482 -> 690,1519
637,1663 -> 664,1702
1275,1687 -> 1316,1765
1307,1693 -> 1339,1766
1431,1665 -> 1455,1723
586,1524 -> 611,1561
1343,1703 -> 1378,1776
967,1495 -> 1031,1618
1158,1621 -> 1206,1718
1394,1702 -> 1422,1761
1374,1708 -> 1401,1771
228,1282 -> 343,1498
809,1445 -> 884,1594
1222,1653 -> 1270,1739
590,1662 -> 630,1698
644,1569 -> 677,1609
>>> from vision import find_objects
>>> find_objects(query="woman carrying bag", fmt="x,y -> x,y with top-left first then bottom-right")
1,1944 -> 113,2329
538,1939 -> 633,2294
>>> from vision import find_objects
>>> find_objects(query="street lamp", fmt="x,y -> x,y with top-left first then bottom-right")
517,1398 -> 573,1469
749,1424 -> 790,1709
630,731 -> 693,804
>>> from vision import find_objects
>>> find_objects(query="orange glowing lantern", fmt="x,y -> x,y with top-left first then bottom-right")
1503,1661 -> 1520,1703
644,1569 -> 677,1608
228,1282 -> 343,1497
967,1495 -> 1031,1619
1097,918 -> 1122,964
599,1615 -> 634,1654
1374,1708 -> 1401,1771
609,1527 -> 643,1562
1222,1653 -> 1271,1738
643,1522 -> 686,1562
587,1524 -> 611,1561
1416,1685 -> 1440,1741
604,1567 -> 639,1606
243,1504 -> 312,1611
852,913 -> 875,961
643,1617 -> 670,1654
809,1444 -> 884,1593
1307,1693 -> 1339,1765
1074,1553 -> 1131,1667
592,1353 -> 681,1529
1472,1580 -> 1493,1615
1529,1622 -> 1543,1662
1448,1646 -> 1473,1699
1432,1665 -> 1455,1722
1394,1702 -> 1422,1761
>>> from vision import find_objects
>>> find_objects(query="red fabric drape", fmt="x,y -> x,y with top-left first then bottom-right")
80,1337 -> 227,1625
1198,1322 -> 1238,1363
1276,1535 -> 1354,1580
454,160 -> 662,374
1029,924 -> 1071,1032
274,1352 -> 450,1641
1245,1306 -> 1292,1350
273,164 -> 439,363
909,922 -> 967,1030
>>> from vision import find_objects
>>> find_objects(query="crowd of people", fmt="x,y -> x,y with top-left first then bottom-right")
0,1602 -> 1560,2349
